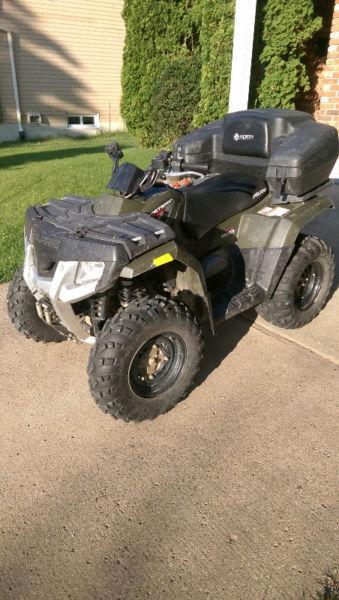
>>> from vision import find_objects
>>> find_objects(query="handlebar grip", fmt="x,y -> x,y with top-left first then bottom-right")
181,162 -> 209,173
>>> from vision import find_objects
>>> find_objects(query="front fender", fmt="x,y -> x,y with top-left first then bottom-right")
120,241 -> 214,332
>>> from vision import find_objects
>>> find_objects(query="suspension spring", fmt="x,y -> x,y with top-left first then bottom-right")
92,295 -> 109,320
119,280 -> 146,307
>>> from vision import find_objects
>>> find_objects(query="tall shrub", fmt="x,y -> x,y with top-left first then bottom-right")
256,0 -> 322,109
192,0 -> 235,127
121,0 -> 200,145
137,54 -> 201,147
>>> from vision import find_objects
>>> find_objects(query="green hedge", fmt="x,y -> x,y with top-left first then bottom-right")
121,0 -> 235,146
121,0 -> 200,146
192,0 -> 235,127
256,0 -> 322,109
121,0 -> 323,146
137,54 -> 201,147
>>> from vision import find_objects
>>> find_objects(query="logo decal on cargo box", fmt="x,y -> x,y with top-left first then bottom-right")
234,132 -> 255,141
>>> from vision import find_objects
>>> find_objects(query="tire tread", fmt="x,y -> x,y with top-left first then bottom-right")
88,295 -> 203,422
7,268 -> 66,343
256,236 -> 335,329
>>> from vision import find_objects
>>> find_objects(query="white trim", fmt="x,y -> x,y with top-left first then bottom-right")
23,248 -> 96,344
228,0 -> 257,113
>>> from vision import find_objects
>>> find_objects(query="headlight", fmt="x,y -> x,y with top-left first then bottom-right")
75,261 -> 105,285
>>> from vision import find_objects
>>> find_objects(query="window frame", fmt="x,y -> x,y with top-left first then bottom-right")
67,114 -> 100,129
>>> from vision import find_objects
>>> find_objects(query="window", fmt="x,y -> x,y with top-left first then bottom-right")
67,116 -> 81,126
67,114 -> 100,128
82,115 -> 95,126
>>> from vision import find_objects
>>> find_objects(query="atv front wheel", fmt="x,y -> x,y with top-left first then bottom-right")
256,236 -> 335,329
88,296 -> 203,422
7,268 -> 66,343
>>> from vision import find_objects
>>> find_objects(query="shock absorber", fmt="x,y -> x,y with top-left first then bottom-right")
92,295 -> 109,320
119,280 -> 146,307
90,294 -> 110,335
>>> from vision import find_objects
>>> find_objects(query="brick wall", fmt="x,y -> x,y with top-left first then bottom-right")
315,0 -> 339,131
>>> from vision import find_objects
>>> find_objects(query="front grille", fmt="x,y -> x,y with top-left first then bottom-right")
36,259 -> 56,278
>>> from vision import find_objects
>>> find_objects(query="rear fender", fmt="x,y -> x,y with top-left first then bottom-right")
236,195 -> 333,295
120,240 -> 214,332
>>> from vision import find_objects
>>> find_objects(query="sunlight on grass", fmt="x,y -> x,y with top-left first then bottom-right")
0,132 -> 156,282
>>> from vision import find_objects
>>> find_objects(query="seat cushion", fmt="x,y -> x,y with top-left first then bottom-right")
180,173 -> 268,239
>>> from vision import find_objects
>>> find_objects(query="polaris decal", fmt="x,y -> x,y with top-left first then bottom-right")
253,187 -> 268,200
151,199 -> 174,218
220,227 -> 236,239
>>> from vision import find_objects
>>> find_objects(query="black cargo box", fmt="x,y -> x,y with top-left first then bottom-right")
173,109 -> 338,202
266,120 -> 338,198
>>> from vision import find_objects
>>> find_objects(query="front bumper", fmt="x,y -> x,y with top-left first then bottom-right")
24,243 -> 97,344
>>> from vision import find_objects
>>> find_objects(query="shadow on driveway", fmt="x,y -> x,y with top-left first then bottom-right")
303,182 -> 339,288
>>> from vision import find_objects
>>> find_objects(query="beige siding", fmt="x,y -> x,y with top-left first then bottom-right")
0,0 -> 125,130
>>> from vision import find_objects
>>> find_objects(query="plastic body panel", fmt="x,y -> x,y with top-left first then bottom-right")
236,195 -> 333,249
25,198 -> 175,291
229,194 -> 333,295
120,240 -> 215,332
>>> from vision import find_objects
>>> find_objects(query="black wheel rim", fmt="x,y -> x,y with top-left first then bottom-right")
129,333 -> 186,398
294,261 -> 323,311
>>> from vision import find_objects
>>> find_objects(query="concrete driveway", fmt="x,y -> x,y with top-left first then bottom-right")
0,185 -> 338,600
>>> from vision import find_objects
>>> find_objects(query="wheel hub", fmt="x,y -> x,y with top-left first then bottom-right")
129,333 -> 186,398
146,344 -> 169,378
294,261 -> 323,311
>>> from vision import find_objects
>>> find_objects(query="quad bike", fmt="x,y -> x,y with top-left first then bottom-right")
8,109 -> 338,422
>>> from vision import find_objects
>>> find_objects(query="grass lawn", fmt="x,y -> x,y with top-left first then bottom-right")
0,132 -> 155,283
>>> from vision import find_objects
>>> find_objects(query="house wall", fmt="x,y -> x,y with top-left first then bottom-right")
0,0 -> 125,137
315,0 -> 339,132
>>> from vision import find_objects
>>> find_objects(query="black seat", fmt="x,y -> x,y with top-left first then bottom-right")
179,173 -> 267,239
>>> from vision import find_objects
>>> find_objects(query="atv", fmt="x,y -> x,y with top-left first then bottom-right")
8,109 -> 338,422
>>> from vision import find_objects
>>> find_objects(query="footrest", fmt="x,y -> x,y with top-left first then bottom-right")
225,284 -> 266,320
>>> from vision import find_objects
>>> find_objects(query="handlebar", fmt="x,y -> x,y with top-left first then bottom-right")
181,162 -> 209,174
165,170 -> 204,179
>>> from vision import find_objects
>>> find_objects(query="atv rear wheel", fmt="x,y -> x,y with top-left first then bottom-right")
256,236 -> 335,329
88,296 -> 203,422
7,268 -> 66,343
